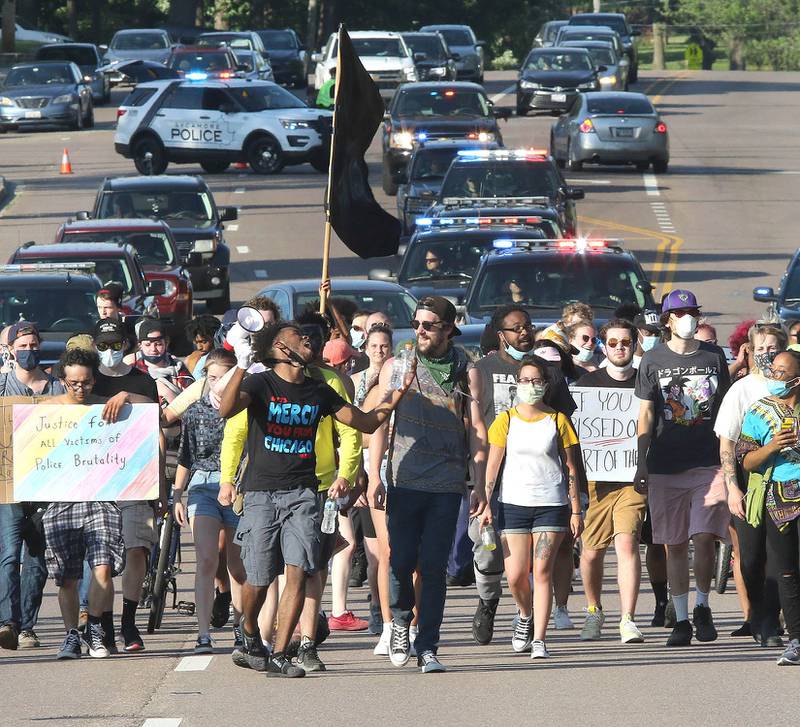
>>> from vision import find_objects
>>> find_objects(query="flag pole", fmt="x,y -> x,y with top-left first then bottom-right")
319,25 -> 343,314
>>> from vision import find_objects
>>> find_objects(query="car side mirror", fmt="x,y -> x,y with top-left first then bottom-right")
413,52 -> 427,62
476,40 -> 487,48
76,210 -> 91,221
311,52 -> 322,63
220,206 -> 238,222
146,279 -> 168,296
636,281 -> 654,293
753,286 -> 777,302
236,64 -> 248,71
450,52 -> 461,61
567,187 -> 585,200
493,107 -> 512,120
397,242 -> 408,257
597,65 -> 608,72
368,268 -> 396,282
99,44 -> 108,53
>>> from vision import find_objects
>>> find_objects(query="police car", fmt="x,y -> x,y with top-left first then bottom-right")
114,77 -> 332,175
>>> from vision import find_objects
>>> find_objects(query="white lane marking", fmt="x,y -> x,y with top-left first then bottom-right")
490,83 -> 516,104
254,269 -> 268,279
234,187 -> 245,194
175,655 -> 213,672
60,136 -> 71,141
776,170 -> 800,175
236,245 -> 250,254
643,173 -> 659,196
565,178 -> 611,185
141,720 -> 182,727
227,224 -> 239,231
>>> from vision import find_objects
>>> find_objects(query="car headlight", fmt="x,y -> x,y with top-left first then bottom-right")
280,118 -> 310,130
428,66 -> 447,76
520,80 -> 539,90
390,131 -> 414,150
0,96 -> 15,107
577,82 -> 596,90
403,67 -> 417,81
158,279 -> 177,297
192,239 -> 216,254
478,131 -> 495,142
53,94 -> 75,104
599,76 -> 616,86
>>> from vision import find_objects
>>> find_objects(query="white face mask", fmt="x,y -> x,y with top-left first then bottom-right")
350,328 -> 365,350
517,382 -> 547,404
576,347 -> 594,363
99,348 -> 125,368
673,315 -> 698,339
606,359 -> 633,373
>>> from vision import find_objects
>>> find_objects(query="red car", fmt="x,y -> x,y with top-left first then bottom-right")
53,218 -> 193,332
166,46 -> 241,79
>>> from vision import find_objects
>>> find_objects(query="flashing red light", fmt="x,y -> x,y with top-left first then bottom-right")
587,240 -> 608,248
502,217 -> 519,224
116,108 -> 126,120
218,71 -> 234,79
557,240 -> 576,249
477,217 -> 492,224
444,89 -> 455,97
655,121 -> 667,134
467,132 -> 477,139
579,118 -> 595,134
525,216 -> 542,223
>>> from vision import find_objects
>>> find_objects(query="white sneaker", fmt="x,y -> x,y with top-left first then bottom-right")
619,616 -> 645,644
373,629 -> 390,656
388,621 -> 410,667
512,615 -> 533,653
553,606 -> 573,630
531,639 -> 550,659
409,624 -> 418,657
580,607 -> 605,641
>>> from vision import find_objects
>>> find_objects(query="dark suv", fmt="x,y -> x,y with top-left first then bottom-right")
78,175 -> 234,312
566,13 -> 640,82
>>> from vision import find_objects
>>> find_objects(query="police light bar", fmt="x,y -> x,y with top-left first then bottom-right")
441,196 -> 552,209
489,238 -> 623,252
186,71 -> 208,81
416,215 -> 544,230
0,262 -> 97,274
455,148 -> 549,161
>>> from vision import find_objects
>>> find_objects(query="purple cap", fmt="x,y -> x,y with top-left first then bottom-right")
661,289 -> 701,313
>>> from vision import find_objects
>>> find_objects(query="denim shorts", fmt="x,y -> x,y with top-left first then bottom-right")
499,502 -> 570,534
187,471 -> 239,529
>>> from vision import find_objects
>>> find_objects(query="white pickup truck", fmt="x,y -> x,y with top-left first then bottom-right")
312,30 -> 417,102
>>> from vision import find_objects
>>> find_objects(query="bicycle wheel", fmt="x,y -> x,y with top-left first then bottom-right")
714,542 -> 733,594
148,514 -> 175,633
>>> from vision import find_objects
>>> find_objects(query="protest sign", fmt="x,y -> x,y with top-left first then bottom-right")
0,396 -> 44,504
13,402 -> 160,501
569,386 -> 640,482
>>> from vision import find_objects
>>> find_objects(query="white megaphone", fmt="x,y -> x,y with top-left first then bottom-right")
237,306 -> 265,333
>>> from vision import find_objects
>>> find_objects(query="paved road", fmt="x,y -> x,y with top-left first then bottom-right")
2,70 -> 800,726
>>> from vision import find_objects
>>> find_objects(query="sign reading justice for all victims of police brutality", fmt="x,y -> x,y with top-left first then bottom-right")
569,386 -> 640,483
12,403 -> 160,502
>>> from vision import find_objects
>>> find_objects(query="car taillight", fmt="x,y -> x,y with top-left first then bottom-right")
579,118 -> 594,133
655,121 -> 667,134
116,108 -> 126,120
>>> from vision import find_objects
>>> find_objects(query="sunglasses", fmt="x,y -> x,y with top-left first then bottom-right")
425,257 -> 440,263
606,338 -> 632,349
501,323 -> 534,334
411,319 -> 445,332
577,334 -> 599,345
671,309 -> 700,318
96,340 -> 124,352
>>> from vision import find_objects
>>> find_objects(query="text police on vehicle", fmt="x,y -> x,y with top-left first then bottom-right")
113,77 -> 332,176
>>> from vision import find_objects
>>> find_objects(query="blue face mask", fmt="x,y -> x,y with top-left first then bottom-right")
501,335 -> 527,361
641,335 -> 658,352
15,349 -> 40,371
766,378 -> 800,398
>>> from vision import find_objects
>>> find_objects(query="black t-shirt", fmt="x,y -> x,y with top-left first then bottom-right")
577,367 -> 637,390
93,367 -> 159,402
240,369 -> 347,491
635,342 -> 730,474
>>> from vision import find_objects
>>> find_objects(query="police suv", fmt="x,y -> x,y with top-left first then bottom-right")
114,77 -> 332,175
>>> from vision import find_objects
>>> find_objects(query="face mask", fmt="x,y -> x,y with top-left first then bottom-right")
766,378 -> 799,398
607,359 -> 633,373
533,346 -> 561,363
99,348 -> 125,368
501,334 -> 527,361
576,347 -> 594,363
641,335 -> 658,352
517,382 -> 547,405
15,349 -> 40,371
673,315 -> 698,339
754,351 -> 778,373
350,329 -> 366,350
143,353 -> 166,364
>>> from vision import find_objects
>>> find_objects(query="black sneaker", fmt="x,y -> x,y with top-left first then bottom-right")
211,589 -> 232,629
666,619 -> 693,647
446,569 -> 475,588
57,629 -> 82,660
235,629 -> 268,671
730,621 -> 752,637
389,621 -> 410,667
286,613 -> 330,657
266,652 -> 305,678
86,620 -> 110,658
296,640 -> 326,672
101,615 -> 118,654
472,598 -> 500,645
0,623 -> 19,650
121,622 -> 144,652
692,605 -> 718,642
233,623 -> 243,650
651,602 -> 667,628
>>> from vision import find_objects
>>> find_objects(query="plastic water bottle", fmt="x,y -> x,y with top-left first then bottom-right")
390,342 -> 415,390
321,499 -> 338,534
480,525 -> 497,551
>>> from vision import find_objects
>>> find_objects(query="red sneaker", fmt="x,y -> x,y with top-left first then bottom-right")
327,611 -> 369,632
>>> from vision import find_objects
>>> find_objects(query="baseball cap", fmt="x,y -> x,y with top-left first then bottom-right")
633,309 -> 661,333
97,282 -> 124,303
8,321 -> 40,344
93,319 -> 127,345
323,339 -> 359,367
661,289 -> 701,314
137,317 -> 167,341
415,295 -> 461,337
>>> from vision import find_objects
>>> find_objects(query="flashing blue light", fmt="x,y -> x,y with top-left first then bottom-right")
416,217 -> 433,226
493,239 -> 515,249
186,71 -> 208,81
416,132 -> 428,141
457,149 -> 485,158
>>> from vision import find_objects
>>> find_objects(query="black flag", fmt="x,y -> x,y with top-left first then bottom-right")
328,27 -> 401,258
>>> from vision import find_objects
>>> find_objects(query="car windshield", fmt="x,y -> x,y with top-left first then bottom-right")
111,32 -> 169,51
436,29 -> 472,46
410,148 -> 461,180
98,190 -> 215,228
333,39 -> 404,57
169,52 -> 233,72
441,161 -> 560,199
37,46 -> 97,66
781,264 -> 800,303
585,48 -> 616,66
570,16 -> 628,35
62,231 -> 175,265
4,64 -> 72,86
294,290 -> 417,328
587,96 -> 654,114
259,31 -> 295,50
525,51 -> 593,72
0,285 -> 99,331
198,35 -> 252,50
468,256 -> 646,313
19,256 -> 134,294
403,35 -> 446,60
234,52 -> 255,71
563,29 -> 614,44
228,85 -> 306,110
543,23 -> 565,42
396,88 -> 489,117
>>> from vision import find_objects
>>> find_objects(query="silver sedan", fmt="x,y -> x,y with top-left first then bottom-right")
550,91 -> 669,172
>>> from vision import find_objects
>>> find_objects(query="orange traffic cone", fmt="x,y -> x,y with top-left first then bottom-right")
60,148 -> 73,175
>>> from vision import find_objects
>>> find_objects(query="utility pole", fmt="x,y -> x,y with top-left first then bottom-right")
1,0 -> 15,55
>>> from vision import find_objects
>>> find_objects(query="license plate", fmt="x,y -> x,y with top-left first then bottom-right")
24,110 -> 41,119
615,127 -> 634,137
551,93 -> 566,103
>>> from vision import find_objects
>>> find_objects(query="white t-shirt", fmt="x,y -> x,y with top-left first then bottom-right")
713,374 -> 770,441
488,407 -> 578,507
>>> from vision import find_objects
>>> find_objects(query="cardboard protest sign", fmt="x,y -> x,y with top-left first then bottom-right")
569,386 -> 640,483
13,402 -> 159,501
0,396 -> 44,504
